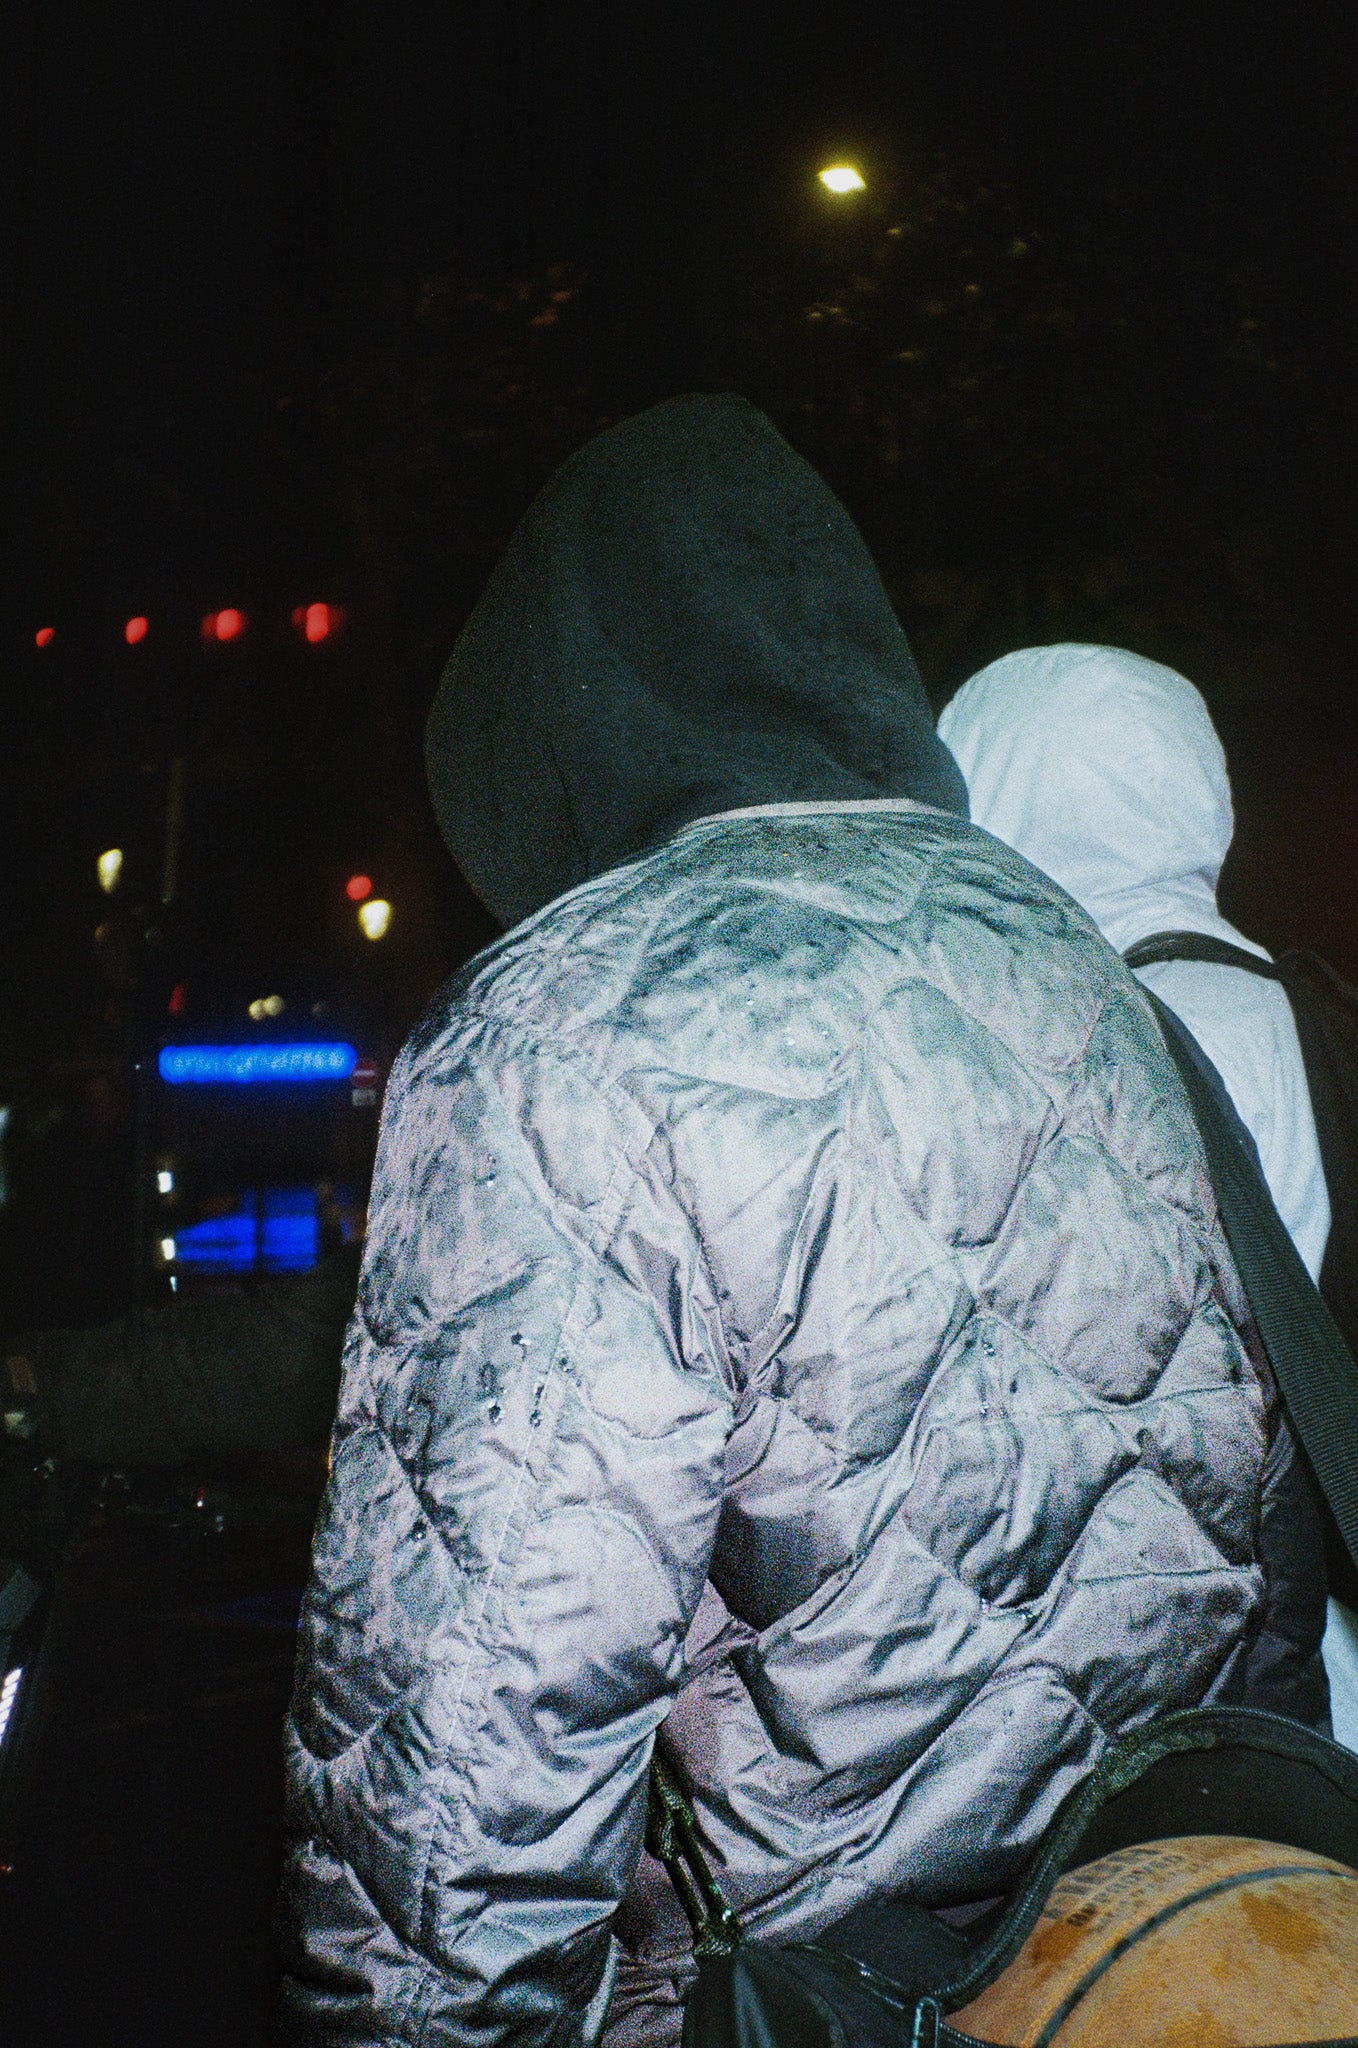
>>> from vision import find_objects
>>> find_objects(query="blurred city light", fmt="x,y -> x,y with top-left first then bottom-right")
201,607 -> 245,642
34,627 -> 55,648
159,1042 -> 358,1085
159,1236 -> 177,1264
292,601 -> 341,643
345,872 -> 373,902
96,848 -> 124,894
0,1665 -> 23,1748
156,1168 -> 175,1194
358,897 -> 392,941
173,1186 -> 321,1274
124,615 -> 149,645
247,994 -> 286,1020
818,164 -> 866,195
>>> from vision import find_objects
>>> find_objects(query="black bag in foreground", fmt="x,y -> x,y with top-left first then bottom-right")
650,1708 -> 1358,2048
648,985 -> 1358,2047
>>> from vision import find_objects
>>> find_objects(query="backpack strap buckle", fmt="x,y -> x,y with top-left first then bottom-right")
911,1995 -> 941,2048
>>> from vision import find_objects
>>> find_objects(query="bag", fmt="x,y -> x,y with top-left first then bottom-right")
647,961 -> 1358,2046
1126,930 -> 1358,1607
649,1709 -> 1358,2047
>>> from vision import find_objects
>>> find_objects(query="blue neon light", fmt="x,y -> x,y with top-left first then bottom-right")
175,1187 -> 322,1273
158,1041 -> 357,1086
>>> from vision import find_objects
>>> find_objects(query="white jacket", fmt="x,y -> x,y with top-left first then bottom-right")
938,644 -> 1329,1273
939,641 -> 1358,1747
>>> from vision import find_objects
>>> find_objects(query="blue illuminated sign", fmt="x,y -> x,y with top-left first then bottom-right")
174,1187 -> 322,1273
158,1041 -> 358,1086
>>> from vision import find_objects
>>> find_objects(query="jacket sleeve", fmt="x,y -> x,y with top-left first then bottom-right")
281,1018 -> 732,2046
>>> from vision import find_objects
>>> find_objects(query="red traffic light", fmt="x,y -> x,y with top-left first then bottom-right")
34,626 -> 55,647
345,873 -> 373,903
201,608 -> 245,643
125,615 -> 149,645
291,601 -> 342,644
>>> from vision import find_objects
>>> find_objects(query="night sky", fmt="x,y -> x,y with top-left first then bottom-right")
6,4 -> 1354,602
1,1 -> 1356,1322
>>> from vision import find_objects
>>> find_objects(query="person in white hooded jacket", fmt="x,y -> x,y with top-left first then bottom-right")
938,640 -> 1358,1750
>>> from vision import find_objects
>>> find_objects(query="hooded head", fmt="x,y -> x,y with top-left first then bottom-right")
937,643 -> 1248,956
426,393 -> 967,928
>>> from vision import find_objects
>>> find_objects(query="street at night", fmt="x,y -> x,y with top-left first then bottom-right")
2,6 -> 1356,2043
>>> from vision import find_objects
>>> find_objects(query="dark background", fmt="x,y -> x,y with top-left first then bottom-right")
1,0 -> 1355,1310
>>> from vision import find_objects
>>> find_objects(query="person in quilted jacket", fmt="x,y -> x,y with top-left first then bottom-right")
281,398 -> 1317,2047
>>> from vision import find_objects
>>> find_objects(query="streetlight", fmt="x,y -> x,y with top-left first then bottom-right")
818,163 -> 866,196
358,898 -> 392,941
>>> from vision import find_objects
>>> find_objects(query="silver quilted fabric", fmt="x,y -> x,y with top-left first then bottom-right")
283,799 -> 1270,2045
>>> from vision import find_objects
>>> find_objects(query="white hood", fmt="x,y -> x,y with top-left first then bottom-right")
937,642 -> 1267,959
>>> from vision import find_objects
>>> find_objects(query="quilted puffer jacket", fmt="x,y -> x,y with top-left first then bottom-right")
282,400 -> 1288,2046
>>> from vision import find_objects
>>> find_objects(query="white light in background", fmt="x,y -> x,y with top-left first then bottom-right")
159,1236 -> 176,1264
97,848 -> 124,894
0,1665 -> 22,1747
358,898 -> 392,941
156,1169 -> 174,1195
818,164 -> 866,194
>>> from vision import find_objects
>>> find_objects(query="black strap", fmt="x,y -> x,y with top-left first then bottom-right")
1147,993 -> 1358,1582
646,1747 -> 741,1958
1124,930 -> 1283,977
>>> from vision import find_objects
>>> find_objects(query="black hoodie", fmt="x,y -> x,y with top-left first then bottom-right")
425,393 -> 966,930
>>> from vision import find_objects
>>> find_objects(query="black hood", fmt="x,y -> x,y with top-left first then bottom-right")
426,392 -> 967,928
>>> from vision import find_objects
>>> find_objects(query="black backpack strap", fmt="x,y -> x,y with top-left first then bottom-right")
1124,929 -> 1283,977
1271,952 -> 1358,1430
1146,992 -> 1358,1582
